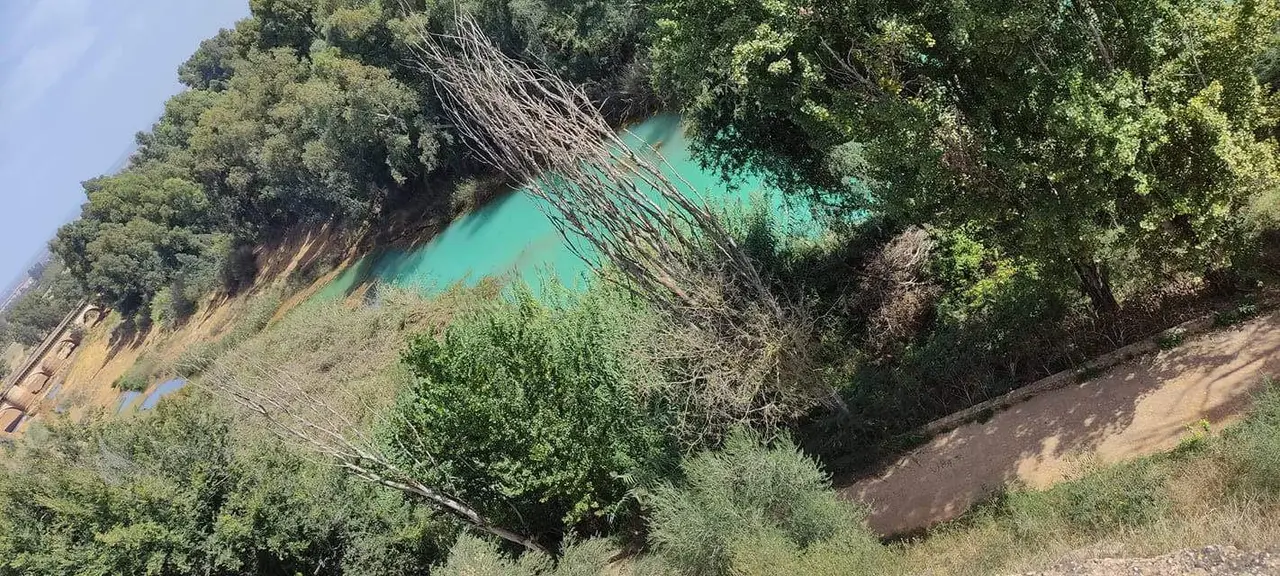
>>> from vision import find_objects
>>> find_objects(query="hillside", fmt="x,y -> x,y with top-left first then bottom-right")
4,0 -> 1280,575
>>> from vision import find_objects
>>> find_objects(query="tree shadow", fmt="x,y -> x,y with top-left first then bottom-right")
103,317 -> 155,365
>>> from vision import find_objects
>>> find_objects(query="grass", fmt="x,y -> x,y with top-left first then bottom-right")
173,287 -> 285,378
602,378 -> 1280,576
191,281 -> 502,424
885,379 -> 1280,576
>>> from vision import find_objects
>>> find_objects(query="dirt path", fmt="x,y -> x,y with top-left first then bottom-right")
838,310 -> 1280,536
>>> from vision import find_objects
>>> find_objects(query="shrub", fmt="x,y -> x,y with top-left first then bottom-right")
432,534 -> 617,576
645,430 -> 878,576
384,284 -> 674,542
1155,328 -> 1187,350
727,528 -> 893,576
112,372 -> 149,393
112,357 -> 157,392
1214,301 -> 1261,327
149,283 -> 199,329
220,244 -> 259,295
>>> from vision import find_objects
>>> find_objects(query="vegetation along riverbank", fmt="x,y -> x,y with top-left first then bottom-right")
5,0 -> 1280,574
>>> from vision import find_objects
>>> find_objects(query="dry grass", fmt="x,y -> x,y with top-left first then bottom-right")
891,449 -> 1280,576
196,282 -> 502,424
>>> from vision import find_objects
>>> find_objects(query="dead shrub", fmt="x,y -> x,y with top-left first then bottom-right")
405,16 -> 833,447
852,227 -> 939,355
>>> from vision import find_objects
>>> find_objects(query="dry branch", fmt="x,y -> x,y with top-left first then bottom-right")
198,355 -> 548,554
403,13 -> 840,444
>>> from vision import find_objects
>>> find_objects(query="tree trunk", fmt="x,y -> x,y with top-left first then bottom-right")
1074,260 -> 1118,314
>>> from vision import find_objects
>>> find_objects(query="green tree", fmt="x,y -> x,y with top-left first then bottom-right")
653,0 -> 1280,311
188,45 -> 441,230
0,396 -> 452,576
1,260 -> 84,346
178,28 -> 243,91
53,165 -> 219,314
385,286 -> 673,544
132,89 -> 223,168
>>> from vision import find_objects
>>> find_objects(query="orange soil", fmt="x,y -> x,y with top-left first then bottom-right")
840,310 -> 1280,536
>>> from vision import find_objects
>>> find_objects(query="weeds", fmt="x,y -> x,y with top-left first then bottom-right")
1175,419 -> 1212,454
1156,328 -> 1187,350
1214,302 -> 1261,327
112,356 -> 158,392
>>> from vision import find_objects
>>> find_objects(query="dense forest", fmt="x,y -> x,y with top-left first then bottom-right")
9,0 -> 1280,574
51,0 -> 653,319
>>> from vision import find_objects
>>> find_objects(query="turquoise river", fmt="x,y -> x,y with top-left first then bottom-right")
317,114 -> 811,298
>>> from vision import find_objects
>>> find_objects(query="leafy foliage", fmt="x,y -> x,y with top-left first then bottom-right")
645,430 -> 879,576
386,285 -> 674,542
0,259 -> 84,347
431,534 -> 617,576
653,0 -> 1280,310
0,396 -> 453,576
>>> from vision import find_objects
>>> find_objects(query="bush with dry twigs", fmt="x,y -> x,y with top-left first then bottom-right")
197,282 -> 553,553
402,13 -> 836,445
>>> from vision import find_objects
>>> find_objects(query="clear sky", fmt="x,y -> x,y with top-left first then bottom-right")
0,0 -> 250,285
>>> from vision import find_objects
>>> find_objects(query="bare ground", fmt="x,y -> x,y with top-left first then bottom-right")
839,310 -> 1280,536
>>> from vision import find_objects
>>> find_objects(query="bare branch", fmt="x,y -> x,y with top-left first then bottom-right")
197,354 -> 548,554
403,13 -> 841,443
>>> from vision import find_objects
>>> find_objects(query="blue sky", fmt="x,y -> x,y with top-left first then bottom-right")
0,0 -> 249,285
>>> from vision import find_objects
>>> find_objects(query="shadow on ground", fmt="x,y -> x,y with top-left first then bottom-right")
835,311 -> 1280,536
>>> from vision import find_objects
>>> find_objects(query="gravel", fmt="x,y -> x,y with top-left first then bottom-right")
1016,546 -> 1280,576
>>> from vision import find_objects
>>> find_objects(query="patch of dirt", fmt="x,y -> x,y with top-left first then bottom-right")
1014,546 -> 1280,576
840,311 -> 1280,536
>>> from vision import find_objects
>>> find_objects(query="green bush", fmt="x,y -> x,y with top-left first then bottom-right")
0,395 -> 452,576
112,357 -> 158,392
1155,328 -> 1187,350
432,534 -> 617,576
727,528 -> 893,576
1214,302 -> 1261,327
385,284 -> 674,542
112,372 -> 149,392
645,430 -> 879,576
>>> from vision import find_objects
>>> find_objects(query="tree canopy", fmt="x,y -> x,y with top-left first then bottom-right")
652,0 -> 1280,309
54,0 -> 650,317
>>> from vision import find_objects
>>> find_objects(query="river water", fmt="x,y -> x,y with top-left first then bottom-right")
318,114 -> 810,298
